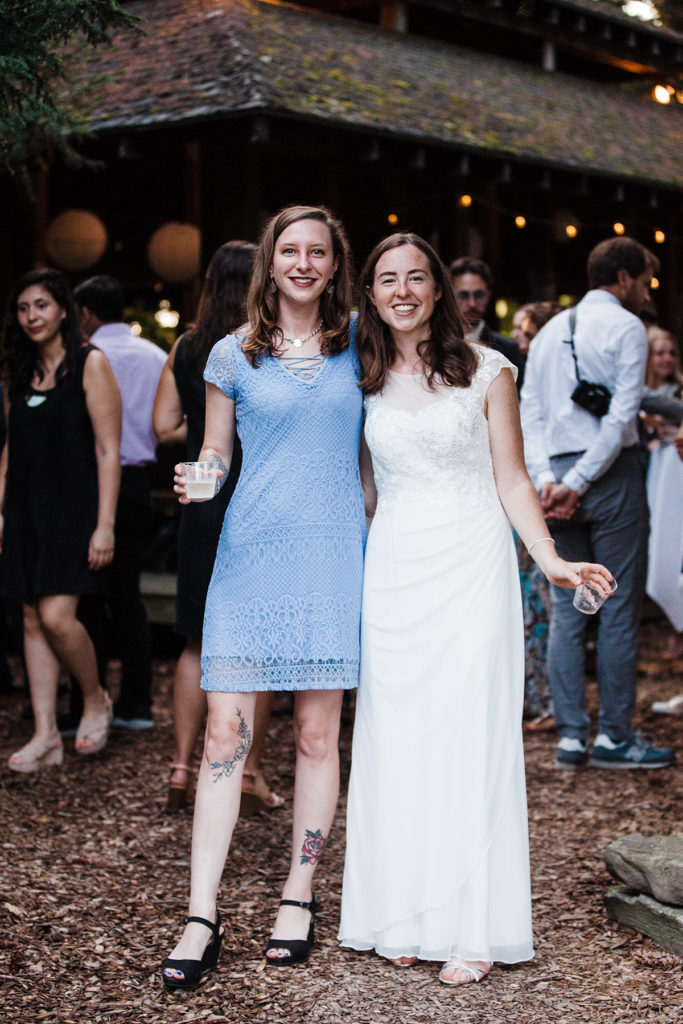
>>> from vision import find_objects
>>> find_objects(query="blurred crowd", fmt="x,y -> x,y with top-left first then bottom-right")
1,235 -> 681,782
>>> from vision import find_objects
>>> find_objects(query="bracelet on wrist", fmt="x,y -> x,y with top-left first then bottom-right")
528,537 -> 556,556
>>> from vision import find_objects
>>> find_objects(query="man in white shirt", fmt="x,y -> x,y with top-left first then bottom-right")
521,237 -> 673,770
75,276 -> 166,730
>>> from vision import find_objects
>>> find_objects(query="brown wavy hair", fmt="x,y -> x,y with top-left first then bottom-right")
243,205 -> 353,367
358,233 -> 477,394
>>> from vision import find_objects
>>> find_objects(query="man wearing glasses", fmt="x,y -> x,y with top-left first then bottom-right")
449,256 -> 522,375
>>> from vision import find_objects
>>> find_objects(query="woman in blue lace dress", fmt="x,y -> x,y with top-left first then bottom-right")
162,206 -> 365,988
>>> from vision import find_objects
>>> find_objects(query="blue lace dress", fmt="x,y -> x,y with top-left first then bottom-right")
200,329 -> 365,692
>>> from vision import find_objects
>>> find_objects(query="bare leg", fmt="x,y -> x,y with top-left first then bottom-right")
15,603 -> 62,749
169,640 -> 206,790
36,595 -> 107,714
241,692 -> 284,810
163,691 -> 257,981
267,688 -> 344,958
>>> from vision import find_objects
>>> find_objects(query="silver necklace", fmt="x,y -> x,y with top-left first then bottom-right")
282,319 -> 324,349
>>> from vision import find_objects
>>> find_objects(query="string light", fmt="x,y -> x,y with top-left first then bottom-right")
495,299 -> 509,318
654,230 -> 666,243
515,215 -> 526,228
565,224 -> 578,239
653,84 -> 673,104
651,277 -> 660,290
613,222 -> 625,235
458,194 -> 472,208
387,213 -> 398,225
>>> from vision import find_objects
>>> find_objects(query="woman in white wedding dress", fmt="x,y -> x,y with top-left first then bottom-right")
338,234 -> 614,986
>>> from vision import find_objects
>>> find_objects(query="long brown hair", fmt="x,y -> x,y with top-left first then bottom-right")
1,268 -> 83,401
243,205 -> 352,367
358,233 -> 477,394
184,240 -> 256,376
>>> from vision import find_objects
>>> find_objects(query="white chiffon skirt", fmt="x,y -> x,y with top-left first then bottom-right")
339,498 -> 534,964
646,443 -> 683,632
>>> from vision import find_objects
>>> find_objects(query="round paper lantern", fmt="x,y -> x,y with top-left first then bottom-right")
147,222 -> 201,283
45,209 -> 108,271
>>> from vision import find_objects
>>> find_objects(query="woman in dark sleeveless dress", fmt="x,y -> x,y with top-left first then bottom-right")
0,269 -> 121,772
153,242 -> 282,814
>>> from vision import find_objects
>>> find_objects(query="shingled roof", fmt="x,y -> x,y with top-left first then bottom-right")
63,0 -> 683,189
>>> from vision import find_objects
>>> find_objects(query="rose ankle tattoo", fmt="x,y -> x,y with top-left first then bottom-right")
300,828 -> 325,865
210,708 -> 252,783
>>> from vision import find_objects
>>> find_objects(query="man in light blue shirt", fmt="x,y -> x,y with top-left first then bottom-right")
75,276 -> 166,730
521,237 -> 673,770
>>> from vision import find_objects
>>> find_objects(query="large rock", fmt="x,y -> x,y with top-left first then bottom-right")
604,835 -> 683,907
604,886 -> 683,956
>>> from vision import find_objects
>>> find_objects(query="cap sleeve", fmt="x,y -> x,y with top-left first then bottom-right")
472,343 -> 518,400
204,334 -> 239,399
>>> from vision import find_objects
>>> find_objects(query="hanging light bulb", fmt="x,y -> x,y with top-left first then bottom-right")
653,84 -> 673,104
654,230 -> 666,244
613,222 -> 625,235
515,215 -> 526,228
458,194 -> 473,208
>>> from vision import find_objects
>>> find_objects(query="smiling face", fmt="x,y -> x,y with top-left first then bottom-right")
368,243 -> 442,341
16,285 -> 66,347
270,218 -> 338,309
650,333 -> 678,387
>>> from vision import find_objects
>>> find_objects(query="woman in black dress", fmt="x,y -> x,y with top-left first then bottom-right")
153,242 -> 282,813
0,269 -> 121,772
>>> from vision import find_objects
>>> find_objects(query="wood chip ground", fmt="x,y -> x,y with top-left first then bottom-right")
1,620 -> 681,1023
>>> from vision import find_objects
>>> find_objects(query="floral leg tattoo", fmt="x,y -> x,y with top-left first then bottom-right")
210,708 -> 252,784
300,828 -> 326,866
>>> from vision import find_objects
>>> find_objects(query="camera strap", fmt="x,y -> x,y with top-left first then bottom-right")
563,308 -> 582,385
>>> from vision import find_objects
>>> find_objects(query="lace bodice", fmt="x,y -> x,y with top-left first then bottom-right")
364,344 -> 516,514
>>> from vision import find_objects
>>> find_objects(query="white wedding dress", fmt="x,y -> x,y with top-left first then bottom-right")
339,345 -> 534,965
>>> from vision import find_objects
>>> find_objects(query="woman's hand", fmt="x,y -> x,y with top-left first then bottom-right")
174,463 -> 223,504
174,463 -> 190,505
88,525 -> 115,570
535,548 -> 615,596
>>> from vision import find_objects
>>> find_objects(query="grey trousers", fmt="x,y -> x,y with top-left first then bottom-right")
547,448 -> 648,744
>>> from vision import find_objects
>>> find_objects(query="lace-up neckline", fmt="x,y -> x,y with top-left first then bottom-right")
277,352 -> 325,381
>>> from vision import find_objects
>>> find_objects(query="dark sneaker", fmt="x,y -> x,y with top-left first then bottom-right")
555,737 -> 588,769
589,732 -> 674,769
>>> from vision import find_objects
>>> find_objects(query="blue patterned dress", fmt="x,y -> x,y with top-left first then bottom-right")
200,329 -> 365,692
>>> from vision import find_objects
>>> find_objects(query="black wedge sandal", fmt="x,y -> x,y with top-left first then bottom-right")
161,912 -> 223,989
264,897 -> 318,966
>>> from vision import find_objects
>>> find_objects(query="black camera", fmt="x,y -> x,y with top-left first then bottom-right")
571,379 -> 611,418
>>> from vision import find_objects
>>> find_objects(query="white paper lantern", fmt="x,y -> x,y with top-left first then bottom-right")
45,209 -> 108,271
147,222 -> 201,283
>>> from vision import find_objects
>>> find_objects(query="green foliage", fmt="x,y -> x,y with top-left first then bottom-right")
0,0 -> 139,172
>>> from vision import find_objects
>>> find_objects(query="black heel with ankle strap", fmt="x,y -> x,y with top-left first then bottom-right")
265,897 -> 318,966
161,912 -> 223,989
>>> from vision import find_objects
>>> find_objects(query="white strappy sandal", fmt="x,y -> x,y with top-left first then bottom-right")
439,958 -> 491,985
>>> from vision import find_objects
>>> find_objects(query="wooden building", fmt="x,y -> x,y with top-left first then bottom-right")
3,0 -> 683,328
